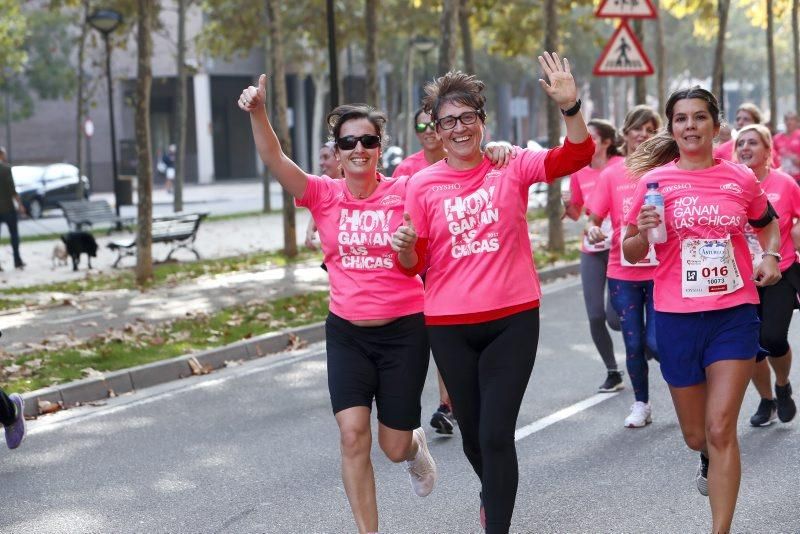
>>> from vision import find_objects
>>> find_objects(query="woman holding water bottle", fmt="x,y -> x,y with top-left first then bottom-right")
585,106 -> 661,428
622,87 -> 781,534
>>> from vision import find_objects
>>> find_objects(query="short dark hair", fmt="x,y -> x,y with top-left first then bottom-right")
587,118 -> 622,158
326,104 -> 387,144
422,71 -> 486,123
413,108 -> 429,124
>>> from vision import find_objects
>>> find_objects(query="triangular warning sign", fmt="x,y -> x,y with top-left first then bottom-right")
593,20 -> 654,76
595,0 -> 657,19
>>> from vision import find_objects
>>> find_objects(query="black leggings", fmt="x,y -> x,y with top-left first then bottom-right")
0,388 -> 16,426
580,250 -> 620,371
428,308 -> 539,534
758,262 -> 800,357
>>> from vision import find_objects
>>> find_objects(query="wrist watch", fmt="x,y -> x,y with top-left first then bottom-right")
560,99 -> 582,117
761,251 -> 782,262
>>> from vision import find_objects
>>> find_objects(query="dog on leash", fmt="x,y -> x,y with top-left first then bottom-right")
61,231 -> 99,271
52,241 -> 68,268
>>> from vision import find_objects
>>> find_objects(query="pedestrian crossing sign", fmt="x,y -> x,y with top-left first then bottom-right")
592,20 -> 654,76
595,0 -> 657,18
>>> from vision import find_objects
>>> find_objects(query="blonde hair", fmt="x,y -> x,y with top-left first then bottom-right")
621,105 -> 662,156
736,124 -> 773,170
627,87 -> 721,178
736,103 -> 763,125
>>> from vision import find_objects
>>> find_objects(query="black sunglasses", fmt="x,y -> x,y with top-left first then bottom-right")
436,110 -> 482,130
336,134 -> 381,150
415,121 -> 435,133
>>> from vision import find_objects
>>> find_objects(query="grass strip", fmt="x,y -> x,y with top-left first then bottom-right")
0,249 -> 321,295
0,290 -> 330,393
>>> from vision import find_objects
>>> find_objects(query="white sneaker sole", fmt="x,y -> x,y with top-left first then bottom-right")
624,417 -> 652,428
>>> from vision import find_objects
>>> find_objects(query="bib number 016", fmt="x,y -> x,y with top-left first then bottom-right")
702,266 -> 728,278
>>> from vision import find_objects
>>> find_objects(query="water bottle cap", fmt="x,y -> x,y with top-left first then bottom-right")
647,182 -> 659,189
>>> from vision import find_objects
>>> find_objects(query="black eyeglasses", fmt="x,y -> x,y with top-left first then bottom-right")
436,110 -> 482,130
415,121 -> 435,133
336,134 -> 381,150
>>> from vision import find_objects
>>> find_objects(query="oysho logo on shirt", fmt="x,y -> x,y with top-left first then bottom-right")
720,183 -> 743,194
380,194 -> 402,206
432,183 -> 461,192
484,169 -> 502,182
662,183 -> 692,194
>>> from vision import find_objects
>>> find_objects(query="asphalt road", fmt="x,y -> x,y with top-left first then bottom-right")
1,277 -> 798,533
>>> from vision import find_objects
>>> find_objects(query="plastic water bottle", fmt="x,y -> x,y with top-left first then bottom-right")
644,182 -> 667,244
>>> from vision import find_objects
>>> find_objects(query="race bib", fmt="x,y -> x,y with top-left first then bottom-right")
681,237 -> 743,298
583,218 -> 612,252
620,238 -> 658,267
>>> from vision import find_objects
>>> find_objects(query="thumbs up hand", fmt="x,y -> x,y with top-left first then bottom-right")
391,212 -> 418,253
238,74 -> 267,112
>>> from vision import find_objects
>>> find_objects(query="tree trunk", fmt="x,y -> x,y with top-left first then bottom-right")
544,0 -> 564,253
265,0 -> 297,258
712,0 -> 730,108
365,0 -> 379,106
458,0 -> 474,73
174,0 -> 187,213
766,0 -> 777,132
654,0 -> 666,112
794,0 -> 799,114
633,19 -> 647,104
135,0 -> 154,285
437,0 -> 459,75
311,68 -> 327,170
75,0 -> 89,199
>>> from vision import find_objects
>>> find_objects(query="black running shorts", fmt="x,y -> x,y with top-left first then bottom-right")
325,312 -> 430,431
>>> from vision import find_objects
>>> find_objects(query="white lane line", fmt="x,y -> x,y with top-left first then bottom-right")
51,311 -> 105,325
515,392 -> 621,442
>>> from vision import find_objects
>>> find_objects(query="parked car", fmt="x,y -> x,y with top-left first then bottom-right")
11,164 -> 91,219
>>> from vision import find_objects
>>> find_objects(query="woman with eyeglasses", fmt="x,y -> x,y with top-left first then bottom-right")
239,76 -> 437,534
391,52 -> 594,533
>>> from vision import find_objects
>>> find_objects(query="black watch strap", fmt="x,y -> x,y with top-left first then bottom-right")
560,99 -> 582,117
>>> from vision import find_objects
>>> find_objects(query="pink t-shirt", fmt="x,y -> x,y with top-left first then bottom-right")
296,174 -> 424,321
774,130 -> 800,180
404,149 -> 549,317
624,159 -> 768,313
393,150 -> 435,178
743,169 -> 800,272
713,139 -> 735,161
570,156 -> 623,254
588,157 -> 657,281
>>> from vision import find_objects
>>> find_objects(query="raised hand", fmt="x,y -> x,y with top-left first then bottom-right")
238,74 -> 267,113
537,51 -> 578,109
391,213 -> 417,254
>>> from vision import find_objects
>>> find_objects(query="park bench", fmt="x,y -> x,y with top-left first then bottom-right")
107,212 -> 208,268
59,199 -> 135,233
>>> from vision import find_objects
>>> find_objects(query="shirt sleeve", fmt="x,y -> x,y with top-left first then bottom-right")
587,171 -> 611,219
543,136 -> 595,183
743,170 -> 768,220
295,174 -> 333,209
569,173 -> 584,209
624,179 -> 648,227
392,161 -> 409,178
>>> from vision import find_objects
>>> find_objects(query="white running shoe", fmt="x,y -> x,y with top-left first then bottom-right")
406,427 -> 437,497
624,401 -> 652,428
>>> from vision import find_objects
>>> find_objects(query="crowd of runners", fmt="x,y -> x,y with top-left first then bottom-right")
236,50 -> 800,534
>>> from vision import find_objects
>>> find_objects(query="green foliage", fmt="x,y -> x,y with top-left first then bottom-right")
0,0 -> 28,74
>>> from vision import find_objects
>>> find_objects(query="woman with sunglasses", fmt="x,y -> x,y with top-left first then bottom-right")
735,124 -> 798,427
393,109 -> 447,179
624,87 -> 781,534
238,75 -> 436,534
392,52 -> 594,533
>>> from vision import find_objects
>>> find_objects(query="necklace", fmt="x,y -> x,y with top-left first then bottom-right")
347,177 -> 380,199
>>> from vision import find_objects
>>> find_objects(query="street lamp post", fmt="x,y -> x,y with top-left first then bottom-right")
405,37 -> 436,155
88,9 -> 123,217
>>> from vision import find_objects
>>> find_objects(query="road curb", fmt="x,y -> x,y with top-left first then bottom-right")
20,261 -> 580,417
